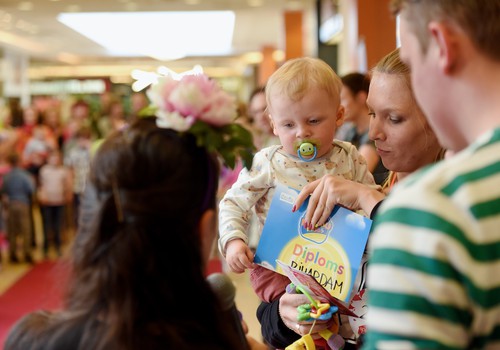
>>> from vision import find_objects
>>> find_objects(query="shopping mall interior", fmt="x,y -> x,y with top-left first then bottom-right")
0,0 -> 397,347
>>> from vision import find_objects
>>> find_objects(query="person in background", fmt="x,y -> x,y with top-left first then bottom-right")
37,150 -> 72,258
340,73 -> 388,185
64,126 -> 92,231
22,125 -> 56,182
247,86 -> 280,150
63,100 -> 92,145
98,99 -> 128,138
5,72 -> 265,350
1,152 -> 35,264
129,91 -> 150,123
0,153 -> 12,270
257,48 -> 445,349
362,1 -> 500,348
14,105 -> 41,159
42,105 -> 65,150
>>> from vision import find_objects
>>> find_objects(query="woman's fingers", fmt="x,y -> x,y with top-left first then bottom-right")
304,180 -> 325,226
294,180 -> 320,213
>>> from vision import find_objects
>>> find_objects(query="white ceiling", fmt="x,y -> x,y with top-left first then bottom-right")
0,0 -> 317,79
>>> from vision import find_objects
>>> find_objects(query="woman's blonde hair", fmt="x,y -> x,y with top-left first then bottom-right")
265,57 -> 342,109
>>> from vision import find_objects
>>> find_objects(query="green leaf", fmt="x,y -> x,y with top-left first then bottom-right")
185,121 -> 255,170
239,148 -> 254,170
138,105 -> 158,117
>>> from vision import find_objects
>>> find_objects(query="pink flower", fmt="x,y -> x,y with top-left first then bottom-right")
147,73 -> 237,131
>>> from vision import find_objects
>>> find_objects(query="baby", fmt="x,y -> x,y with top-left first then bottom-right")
218,57 -> 376,302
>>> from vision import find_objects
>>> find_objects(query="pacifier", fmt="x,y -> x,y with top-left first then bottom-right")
297,142 -> 317,162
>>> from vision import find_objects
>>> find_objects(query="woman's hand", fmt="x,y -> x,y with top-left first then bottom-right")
278,293 -> 334,338
294,175 -> 385,228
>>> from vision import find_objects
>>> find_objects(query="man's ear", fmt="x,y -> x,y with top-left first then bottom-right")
336,105 -> 345,127
428,21 -> 460,75
199,209 -> 217,264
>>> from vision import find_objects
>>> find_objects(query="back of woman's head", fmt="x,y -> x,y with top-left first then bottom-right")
4,310 -> 55,350
62,117 -> 227,349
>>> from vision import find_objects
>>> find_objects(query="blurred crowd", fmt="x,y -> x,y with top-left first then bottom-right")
0,91 -> 149,270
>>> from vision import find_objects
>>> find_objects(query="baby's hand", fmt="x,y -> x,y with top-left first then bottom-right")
225,239 -> 255,273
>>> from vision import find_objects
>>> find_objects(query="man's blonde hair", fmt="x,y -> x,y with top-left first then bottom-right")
265,57 -> 342,109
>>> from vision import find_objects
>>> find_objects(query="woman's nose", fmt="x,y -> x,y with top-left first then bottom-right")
368,116 -> 384,141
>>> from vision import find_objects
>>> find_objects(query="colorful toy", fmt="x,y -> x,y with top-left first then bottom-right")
285,283 -> 345,350
297,142 -> 317,162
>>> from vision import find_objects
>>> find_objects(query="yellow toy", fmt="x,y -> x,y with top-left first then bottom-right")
285,284 -> 345,350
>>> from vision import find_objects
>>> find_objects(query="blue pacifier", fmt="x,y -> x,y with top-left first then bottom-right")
297,142 -> 317,162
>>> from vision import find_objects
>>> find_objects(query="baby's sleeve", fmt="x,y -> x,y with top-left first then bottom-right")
217,149 -> 274,256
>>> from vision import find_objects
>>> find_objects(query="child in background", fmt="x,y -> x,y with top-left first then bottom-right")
64,126 -> 92,230
1,152 -> 35,264
38,150 -> 72,258
22,125 -> 55,181
218,57 -> 378,303
0,155 -> 11,270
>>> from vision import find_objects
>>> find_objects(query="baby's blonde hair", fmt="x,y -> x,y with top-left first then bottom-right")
265,57 -> 342,109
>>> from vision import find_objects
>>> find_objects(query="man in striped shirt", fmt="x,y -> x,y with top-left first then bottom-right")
363,1 -> 500,349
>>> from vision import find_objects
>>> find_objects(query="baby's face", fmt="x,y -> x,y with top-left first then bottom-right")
269,88 -> 344,159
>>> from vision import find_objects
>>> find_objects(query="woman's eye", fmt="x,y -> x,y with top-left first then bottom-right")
368,112 -> 376,118
389,116 -> 402,123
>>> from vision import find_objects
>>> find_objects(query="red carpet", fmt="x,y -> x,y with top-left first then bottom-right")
0,260 -> 69,348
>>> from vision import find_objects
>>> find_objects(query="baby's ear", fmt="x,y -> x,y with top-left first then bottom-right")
336,105 -> 345,127
269,115 -> 278,136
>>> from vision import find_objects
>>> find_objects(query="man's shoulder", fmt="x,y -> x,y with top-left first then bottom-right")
379,146 -> 500,225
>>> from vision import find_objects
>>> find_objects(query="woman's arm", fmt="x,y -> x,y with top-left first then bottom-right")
256,299 -> 300,348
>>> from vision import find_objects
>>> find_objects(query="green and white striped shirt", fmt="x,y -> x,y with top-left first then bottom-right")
363,128 -> 500,350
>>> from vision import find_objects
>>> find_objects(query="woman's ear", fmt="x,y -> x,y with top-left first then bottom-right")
199,209 -> 217,265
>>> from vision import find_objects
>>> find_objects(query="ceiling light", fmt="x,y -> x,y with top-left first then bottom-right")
57,11 -> 235,59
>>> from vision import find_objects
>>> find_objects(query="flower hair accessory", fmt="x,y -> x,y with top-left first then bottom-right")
135,66 -> 255,169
